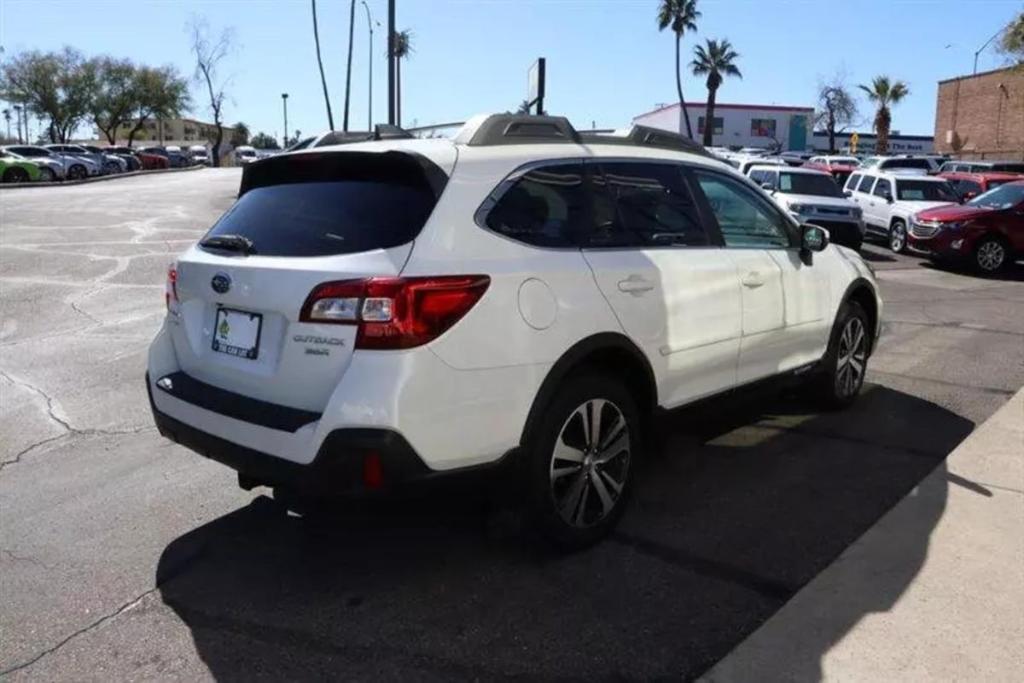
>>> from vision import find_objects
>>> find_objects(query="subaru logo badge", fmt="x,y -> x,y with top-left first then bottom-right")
211,272 -> 231,294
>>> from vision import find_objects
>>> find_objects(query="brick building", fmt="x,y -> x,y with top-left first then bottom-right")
934,65 -> 1024,160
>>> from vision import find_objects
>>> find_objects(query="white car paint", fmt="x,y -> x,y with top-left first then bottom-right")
843,169 -> 959,249
147,115 -> 882,510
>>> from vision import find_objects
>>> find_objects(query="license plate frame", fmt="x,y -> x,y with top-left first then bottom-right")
212,307 -> 263,360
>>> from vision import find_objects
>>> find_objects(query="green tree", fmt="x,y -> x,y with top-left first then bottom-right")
657,0 -> 701,139
999,12 -> 1024,66
690,38 -> 741,147
124,65 -> 190,147
815,77 -> 858,154
858,76 -> 909,154
231,121 -> 250,146
0,47 -> 97,142
250,132 -> 279,149
389,29 -> 413,127
90,57 -> 139,144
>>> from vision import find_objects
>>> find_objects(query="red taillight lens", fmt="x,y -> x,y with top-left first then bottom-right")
165,264 -> 179,311
299,275 -> 490,350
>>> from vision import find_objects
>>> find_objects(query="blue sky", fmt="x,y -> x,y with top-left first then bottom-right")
1,0 -> 1020,142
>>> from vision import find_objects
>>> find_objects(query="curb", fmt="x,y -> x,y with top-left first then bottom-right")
0,164 -> 207,190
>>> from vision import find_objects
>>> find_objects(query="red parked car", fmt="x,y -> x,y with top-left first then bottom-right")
107,146 -> 168,170
937,171 -> 1022,201
804,155 -> 861,188
908,180 -> 1024,273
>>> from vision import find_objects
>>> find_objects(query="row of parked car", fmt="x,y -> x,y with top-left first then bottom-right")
0,143 -> 211,183
724,150 -> 1024,273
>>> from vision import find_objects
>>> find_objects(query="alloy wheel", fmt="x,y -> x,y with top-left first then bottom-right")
889,223 -> 906,253
549,398 -> 630,528
835,317 -> 867,398
976,241 -> 1005,272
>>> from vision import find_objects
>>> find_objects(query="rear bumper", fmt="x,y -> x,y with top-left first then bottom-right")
147,373 -> 507,495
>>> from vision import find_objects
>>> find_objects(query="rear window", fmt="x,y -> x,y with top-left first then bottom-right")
895,180 -> 958,202
883,158 -> 931,170
205,152 -> 443,257
991,163 -> 1024,173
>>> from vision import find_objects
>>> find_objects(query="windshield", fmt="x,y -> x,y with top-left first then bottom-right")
778,172 -> 844,197
967,183 -> 1024,210
895,180 -> 958,202
831,157 -> 859,166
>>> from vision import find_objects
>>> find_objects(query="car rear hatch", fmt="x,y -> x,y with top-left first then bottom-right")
165,146 -> 453,414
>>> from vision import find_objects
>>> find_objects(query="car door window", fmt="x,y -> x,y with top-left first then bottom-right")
960,180 -> 982,196
693,170 -> 792,248
484,163 -> 587,248
846,173 -> 862,191
872,179 -> 892,198
592,162 -> 709,248
857,175 -> 877,193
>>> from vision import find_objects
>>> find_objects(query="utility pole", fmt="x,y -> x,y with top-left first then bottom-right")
2,109 -> 10,140
281,93 -> 289,147
343,0 -> 356,131
13,105 -> 22,143
387,0 -> 395,125
362,0 -> 376,129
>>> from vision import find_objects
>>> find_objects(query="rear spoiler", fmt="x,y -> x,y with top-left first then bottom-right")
238,149 -> 449,199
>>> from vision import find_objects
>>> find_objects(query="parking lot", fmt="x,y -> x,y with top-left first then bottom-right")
1,169 -> 1022,679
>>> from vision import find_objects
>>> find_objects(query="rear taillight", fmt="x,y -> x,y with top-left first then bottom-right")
299,275 -> 490,349
165,264 -> 179,313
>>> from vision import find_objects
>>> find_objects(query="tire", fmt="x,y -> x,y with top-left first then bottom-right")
3,167 -> 30,183
888,220 -> 907,254
67,164 -> 87,181
525,373 -> 640,550
38,167 -> 56,182
808,301 -> 871,410
104,161 -> 120,174
973,236 -> 1008,274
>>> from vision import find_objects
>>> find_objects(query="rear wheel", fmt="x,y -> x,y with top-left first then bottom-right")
973,236 -> 1008,273
67,164 -> 87,180
888,220 -> 907,253
104,160 -> 121,174
38,167 -> 56,182
3,167 -> 30,183
809,301 -> 871,409
525,374 -> 639,550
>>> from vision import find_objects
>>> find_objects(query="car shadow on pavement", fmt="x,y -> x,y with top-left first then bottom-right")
155,384 -> 971,680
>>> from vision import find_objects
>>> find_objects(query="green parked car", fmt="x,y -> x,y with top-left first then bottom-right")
1,149 -> 42,183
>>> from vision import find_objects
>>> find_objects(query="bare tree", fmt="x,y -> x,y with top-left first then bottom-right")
188,18 -> 234,167
815,75 -> 859,153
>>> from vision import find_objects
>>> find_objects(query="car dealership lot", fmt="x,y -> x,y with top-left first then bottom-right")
1,169 -> 1022,679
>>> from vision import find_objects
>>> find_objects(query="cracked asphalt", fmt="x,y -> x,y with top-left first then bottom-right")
1,169 -> 1022,681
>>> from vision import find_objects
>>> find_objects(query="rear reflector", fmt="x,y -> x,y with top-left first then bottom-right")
299,275 -> 490,349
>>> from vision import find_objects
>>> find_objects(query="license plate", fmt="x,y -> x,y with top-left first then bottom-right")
212,307 -> 263,360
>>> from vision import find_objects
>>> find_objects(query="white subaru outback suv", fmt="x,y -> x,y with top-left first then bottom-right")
844,170 -> 959,253
147,114 -> 882,548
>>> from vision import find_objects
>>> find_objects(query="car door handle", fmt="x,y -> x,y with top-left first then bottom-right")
741,271 -> 765,288
617,276 -> 655,295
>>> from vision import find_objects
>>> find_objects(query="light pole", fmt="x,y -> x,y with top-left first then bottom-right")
3,109 -> 10,141
361,0 -> 378,129
973,25 -> 1006,74
281,93 -> 289,147
387,0 -> 395,125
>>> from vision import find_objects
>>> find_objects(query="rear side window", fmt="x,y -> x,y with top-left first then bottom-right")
858,175 -> 877,193
992,163 -> 1024,173
595,162 -> 708,247
485,164 -> 587,248
205,152 -> 442,257
846,173 -> 862,190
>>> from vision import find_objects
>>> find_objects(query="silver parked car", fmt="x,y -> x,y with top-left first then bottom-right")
45,144 -> 118,175
3,145 -> 95,180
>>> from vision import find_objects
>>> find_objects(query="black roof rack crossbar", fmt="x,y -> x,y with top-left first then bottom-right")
466,114 -> 580,146
311,125 -> 414,148
579,125 -> 713,157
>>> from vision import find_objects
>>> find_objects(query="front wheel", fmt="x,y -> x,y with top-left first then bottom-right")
809,301 -> 871,409
526,374 -> 639,550
67,164 -> 87,180
104,161 -> 121,174
974,236 -> 1008,274
38,167 -> 56,182
889,220 -> 907,253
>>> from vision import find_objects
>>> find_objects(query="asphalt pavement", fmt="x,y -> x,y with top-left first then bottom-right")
1,169 -> 1022,680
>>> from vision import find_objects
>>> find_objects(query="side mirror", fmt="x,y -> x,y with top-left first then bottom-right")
963,191 -> 976,201
800,224 -> 829,265
761,182 -> 773,191
884,191 -> 894,203
843,190 -> 853,197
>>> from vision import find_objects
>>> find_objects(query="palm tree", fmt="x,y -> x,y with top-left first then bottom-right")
311,0 -> 335,130
690,39 -> 741,147
390,29 -> 413,127
858,76 -> 909,154
657,0 -> 701,139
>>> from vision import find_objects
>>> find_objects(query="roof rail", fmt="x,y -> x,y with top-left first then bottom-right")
463,114 -> 581,146
579,125 -> 713,157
